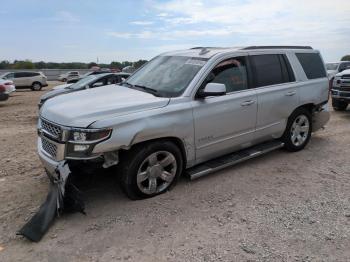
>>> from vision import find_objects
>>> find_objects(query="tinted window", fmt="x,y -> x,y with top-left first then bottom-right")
14,72 -> 27,78
296,53 -> 327,79
339,62 -> 350,72
250,54 -> 292,87
209,57 -> 248,93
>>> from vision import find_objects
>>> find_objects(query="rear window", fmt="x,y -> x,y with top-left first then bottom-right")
296,53 -> 326,79
250,54 -> 294,87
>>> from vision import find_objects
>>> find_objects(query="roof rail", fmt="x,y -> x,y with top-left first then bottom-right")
242,46 -> 313,50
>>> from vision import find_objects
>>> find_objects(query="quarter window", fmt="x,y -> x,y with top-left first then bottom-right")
296,53 -> 327,79
208,57 -> 248,93
250,54 -> 293,87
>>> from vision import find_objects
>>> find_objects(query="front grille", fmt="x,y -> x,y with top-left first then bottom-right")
41,118 -> 62,139
41,137 -> 58,158
341,74 -> 350,79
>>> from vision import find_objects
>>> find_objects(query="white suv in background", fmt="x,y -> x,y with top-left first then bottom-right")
58,71 -> 80,82
1,71 -> 48,91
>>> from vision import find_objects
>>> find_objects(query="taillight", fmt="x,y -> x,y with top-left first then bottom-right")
0,84 -> 6,92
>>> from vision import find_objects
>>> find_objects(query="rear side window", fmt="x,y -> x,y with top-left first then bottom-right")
250,54 -> 294,87
296,53 -> 327,79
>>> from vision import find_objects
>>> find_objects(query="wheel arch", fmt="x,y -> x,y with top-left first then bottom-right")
121,136 -> 188,167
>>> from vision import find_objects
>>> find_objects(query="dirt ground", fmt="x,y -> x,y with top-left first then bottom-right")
0,82 -> 349,262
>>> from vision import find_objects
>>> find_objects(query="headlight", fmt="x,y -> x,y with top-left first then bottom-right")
69,128 -> 112,143
66,128 -> 112,159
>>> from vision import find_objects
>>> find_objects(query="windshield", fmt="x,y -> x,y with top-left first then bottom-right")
125,56 -> 208,97
66,75 -> 97,89
326,63 -> 339,70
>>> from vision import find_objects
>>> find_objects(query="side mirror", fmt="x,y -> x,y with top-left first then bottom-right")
197,83 -> 226,98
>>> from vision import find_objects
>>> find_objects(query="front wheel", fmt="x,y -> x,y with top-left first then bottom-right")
120,141 -> 183,200
332,99 -> 348,111
282,108 -> 312,152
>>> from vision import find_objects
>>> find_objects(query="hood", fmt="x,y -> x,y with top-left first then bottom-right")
53,83 -> 72,90
335,69 -> 350,77
41,85 -> 170,127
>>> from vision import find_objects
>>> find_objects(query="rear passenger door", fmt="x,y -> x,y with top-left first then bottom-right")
250,53 -> 299,142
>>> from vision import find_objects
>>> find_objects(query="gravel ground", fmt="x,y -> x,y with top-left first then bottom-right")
0,83 -> 349,261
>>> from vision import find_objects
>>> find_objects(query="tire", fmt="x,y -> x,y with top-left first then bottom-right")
120,140 -> 183,200
31,82 -> 42,91
281,108 -> 312,152
332,99 -> 348,111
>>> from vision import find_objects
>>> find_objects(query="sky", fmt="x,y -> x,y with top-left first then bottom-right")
0,0 -> 349,63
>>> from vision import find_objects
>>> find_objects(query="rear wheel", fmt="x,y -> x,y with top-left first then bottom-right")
282,108 -> 312,152
332,99 -> 348,111
31,82 -> 42,91
120,140 -> 183,200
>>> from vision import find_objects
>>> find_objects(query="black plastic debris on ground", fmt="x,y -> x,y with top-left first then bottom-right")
18,161 -> 85,242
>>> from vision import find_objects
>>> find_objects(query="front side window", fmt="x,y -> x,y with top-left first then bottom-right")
207,57 -> 248,93
296,53 -> 327,79
125,56 -> 208,97
2,73 -> 14,79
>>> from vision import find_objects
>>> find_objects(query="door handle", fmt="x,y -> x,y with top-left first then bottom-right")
285,91 -> 296,96
241,100 -> 255,106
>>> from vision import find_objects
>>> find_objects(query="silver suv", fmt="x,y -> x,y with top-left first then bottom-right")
38,46 -> 330,199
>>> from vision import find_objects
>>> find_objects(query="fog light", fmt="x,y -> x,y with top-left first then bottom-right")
74,145 -> 90,152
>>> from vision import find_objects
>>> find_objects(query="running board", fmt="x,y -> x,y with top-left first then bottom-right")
187,140 -> 284,180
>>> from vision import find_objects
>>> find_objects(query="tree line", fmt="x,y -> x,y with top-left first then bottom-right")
0,59 -> 148,70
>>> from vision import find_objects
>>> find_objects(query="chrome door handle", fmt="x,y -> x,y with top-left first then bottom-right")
285,91 -> 296,96
241,100 -> 255,106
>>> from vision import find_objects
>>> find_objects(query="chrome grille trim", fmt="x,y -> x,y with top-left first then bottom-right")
41,118 -> 62,139
41,136 -> 58,158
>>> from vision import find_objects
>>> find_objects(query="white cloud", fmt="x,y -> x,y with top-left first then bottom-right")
130,20 -> 154,26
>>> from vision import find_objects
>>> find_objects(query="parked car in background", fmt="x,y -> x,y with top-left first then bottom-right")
38,46 -> 329,200
326,61 -> 350,88
1,78 -> 16,95
58,71 -> 80,82
1,71 -> 47,91
331,68 -> 350,111
0,79 -> 14,101
38,72 -> 131,108
66,70 -> 112,84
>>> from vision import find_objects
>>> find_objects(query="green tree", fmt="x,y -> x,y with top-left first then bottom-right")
13,60 -> 35,69
134,59 -> 148,69
0,60 -> 10,69
341,55 -> 350,61
88,62 -> 98,69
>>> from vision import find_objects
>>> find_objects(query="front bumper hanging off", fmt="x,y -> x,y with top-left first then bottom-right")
18,162 -> 85,242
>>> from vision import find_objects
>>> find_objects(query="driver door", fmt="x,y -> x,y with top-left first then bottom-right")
191,56 -> 257,163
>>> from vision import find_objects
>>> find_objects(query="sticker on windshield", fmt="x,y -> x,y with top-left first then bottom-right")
185,59 -> 206,66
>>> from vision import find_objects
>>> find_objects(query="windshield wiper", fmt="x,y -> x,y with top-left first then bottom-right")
134,84 -> 158,94
123,82 -> 160,97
